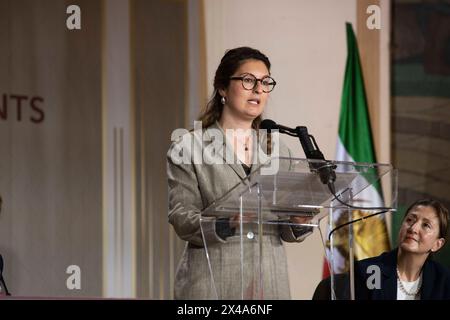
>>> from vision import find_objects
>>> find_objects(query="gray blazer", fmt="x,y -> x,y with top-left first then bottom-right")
167,122 -> 311,299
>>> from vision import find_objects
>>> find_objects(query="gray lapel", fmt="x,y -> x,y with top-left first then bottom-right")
204,123 -> 247,180
251,133 -> 270,175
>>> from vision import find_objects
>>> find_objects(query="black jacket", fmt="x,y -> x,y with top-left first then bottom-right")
354,248 -> 450,300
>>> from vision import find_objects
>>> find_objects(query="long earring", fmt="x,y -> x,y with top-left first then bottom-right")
221,96 -> 226,105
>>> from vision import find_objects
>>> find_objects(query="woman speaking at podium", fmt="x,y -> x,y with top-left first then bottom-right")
167,47 -> 312,299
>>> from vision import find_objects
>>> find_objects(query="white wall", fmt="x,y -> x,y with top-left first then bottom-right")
204,0 -> 357,299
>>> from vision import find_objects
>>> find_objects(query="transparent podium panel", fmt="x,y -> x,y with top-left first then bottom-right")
200,157 -> 397,300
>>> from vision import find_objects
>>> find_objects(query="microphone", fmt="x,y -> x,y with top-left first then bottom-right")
260,119 -> 297,135
260,119 -> 336,185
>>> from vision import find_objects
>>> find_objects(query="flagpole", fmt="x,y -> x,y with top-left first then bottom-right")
329,206 -> 336,300
348,190 -> 355,300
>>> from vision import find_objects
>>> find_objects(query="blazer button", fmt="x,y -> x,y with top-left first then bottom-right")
247,231 -> 254,239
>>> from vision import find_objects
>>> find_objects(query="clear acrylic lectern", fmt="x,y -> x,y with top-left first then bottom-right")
200,157 -> 397,300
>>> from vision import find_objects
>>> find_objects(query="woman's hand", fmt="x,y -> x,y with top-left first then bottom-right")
229,213 -> 257,229
289,215 -> 313,226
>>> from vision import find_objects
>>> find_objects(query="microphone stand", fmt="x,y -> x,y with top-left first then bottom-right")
0,277 -> 10,296
276,125 -> 337,187
0,255 -> 11,296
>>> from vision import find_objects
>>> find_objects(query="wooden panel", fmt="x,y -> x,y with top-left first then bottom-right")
357,0 -> 381,159
133,0 -> 187,299
0,0 -> 102,297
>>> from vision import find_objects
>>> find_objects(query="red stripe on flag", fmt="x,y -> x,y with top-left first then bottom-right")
322,258 -> 330,279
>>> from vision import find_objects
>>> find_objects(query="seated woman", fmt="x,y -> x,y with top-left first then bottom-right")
355,199 -> 450,300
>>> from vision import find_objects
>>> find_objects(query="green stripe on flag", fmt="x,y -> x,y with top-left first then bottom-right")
339,22 -> 381,194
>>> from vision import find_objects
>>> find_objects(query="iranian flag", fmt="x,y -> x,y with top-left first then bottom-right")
323,23 -> 390,278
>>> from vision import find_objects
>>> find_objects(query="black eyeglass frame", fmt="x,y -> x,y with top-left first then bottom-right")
229,73 -> 277,93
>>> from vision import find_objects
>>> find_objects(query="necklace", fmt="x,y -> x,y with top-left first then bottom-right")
243,136 -> 250,152
396,267 -> 422,296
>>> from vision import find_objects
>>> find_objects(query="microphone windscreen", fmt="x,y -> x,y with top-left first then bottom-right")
260,119 -> 277,131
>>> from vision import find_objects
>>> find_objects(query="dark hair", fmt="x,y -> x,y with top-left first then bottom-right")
198,47 -> 271,129
404,199 -> 450,242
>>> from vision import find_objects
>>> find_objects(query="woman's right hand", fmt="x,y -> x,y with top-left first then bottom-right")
229,213 -> 257,229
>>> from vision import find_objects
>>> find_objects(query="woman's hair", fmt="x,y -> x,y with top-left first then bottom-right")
404,199 -> 450,242
198,47 -> 271,129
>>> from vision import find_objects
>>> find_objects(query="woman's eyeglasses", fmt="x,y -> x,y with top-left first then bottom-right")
229,73 -> 276,93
